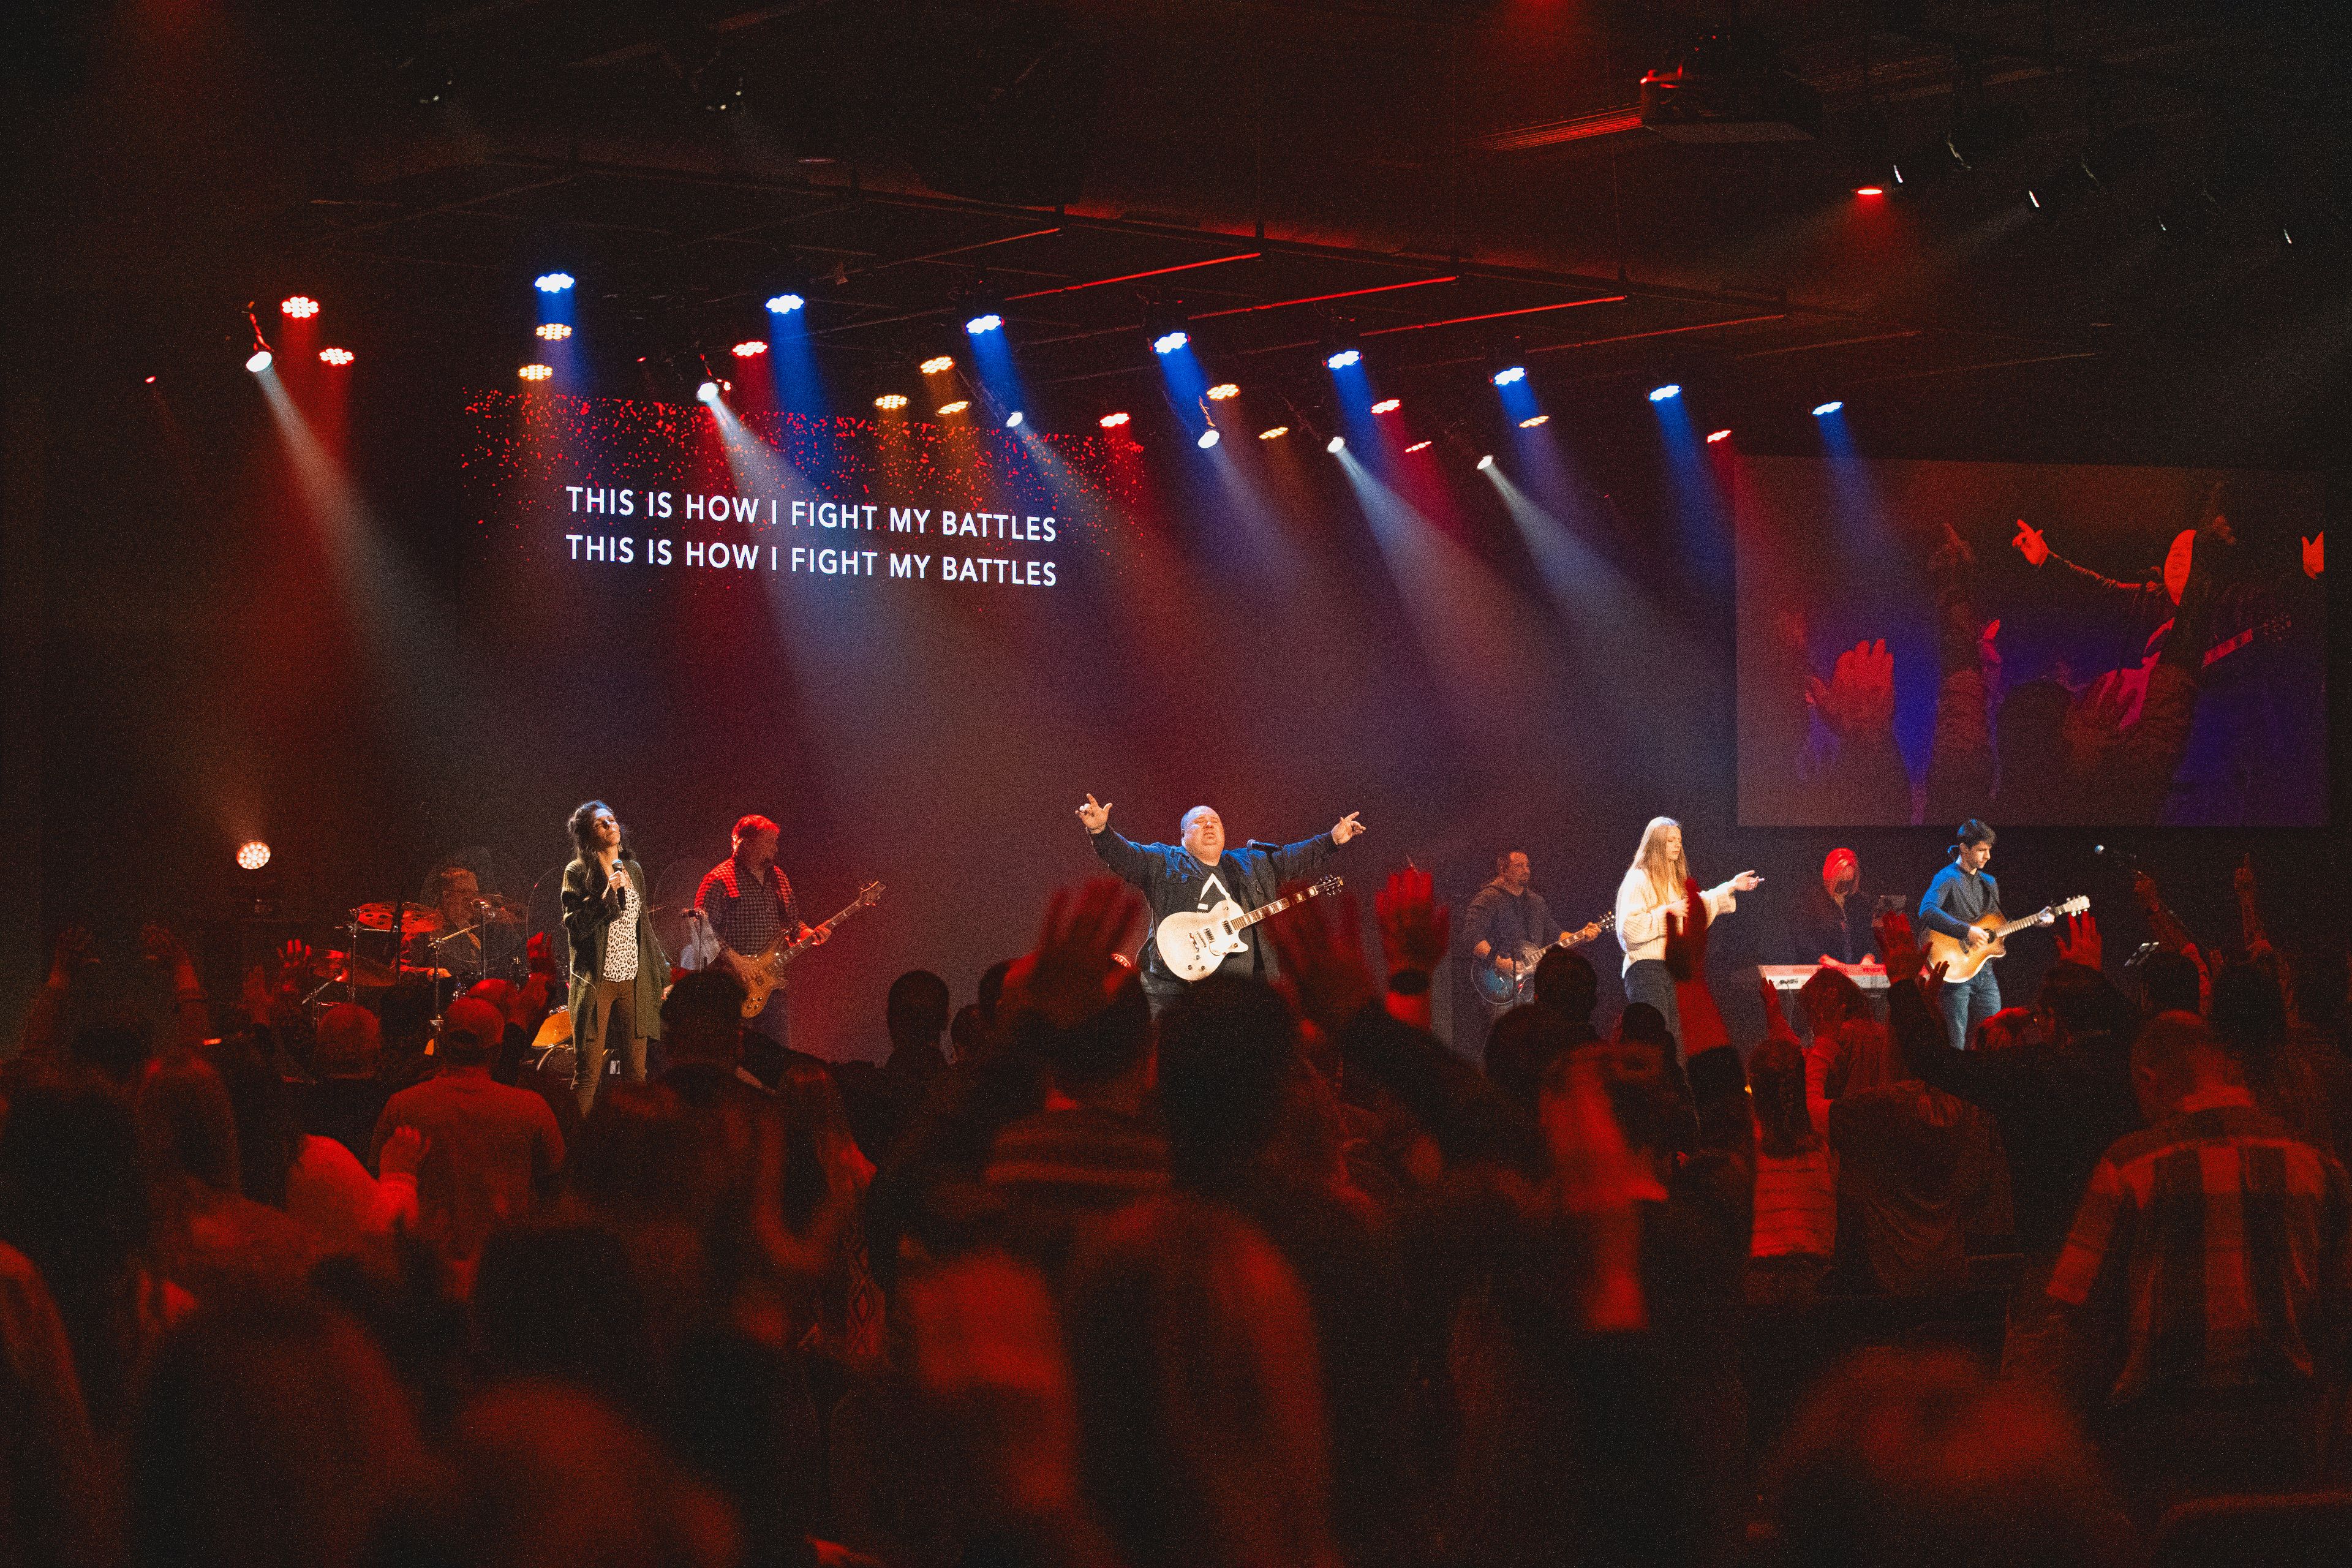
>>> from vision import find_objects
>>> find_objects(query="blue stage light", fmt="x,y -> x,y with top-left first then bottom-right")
1812,400 -> 1844,417
1648,383 -> 1681,402
1197,428 -> 1219,448
535,273 -> 574,293
1325,349 -> 1360,370
1154,330 -> 1189,355
1005,410 -> 1024,429
965,313 -> 1003,335
766,293 -> 804,314
1491,366 -> 1526,386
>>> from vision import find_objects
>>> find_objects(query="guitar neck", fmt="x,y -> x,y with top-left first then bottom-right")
1233,886 -> 1323,932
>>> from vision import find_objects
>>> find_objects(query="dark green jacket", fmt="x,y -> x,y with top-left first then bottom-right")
562,853 -> 666,1041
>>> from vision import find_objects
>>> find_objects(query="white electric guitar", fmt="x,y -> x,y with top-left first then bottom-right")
1155,875 -> 1344,982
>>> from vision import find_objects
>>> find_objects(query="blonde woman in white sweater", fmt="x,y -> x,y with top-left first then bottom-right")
1614,816 -> 1760,1047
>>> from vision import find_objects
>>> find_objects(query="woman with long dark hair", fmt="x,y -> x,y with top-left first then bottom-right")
560,801 -> 666,1115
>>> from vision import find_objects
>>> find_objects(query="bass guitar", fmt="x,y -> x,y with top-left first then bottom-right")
1472,915 -> 1615,1008
1156,876 -> 1343,984
729,881 -> 884,1019
1924,895 -> 2087,983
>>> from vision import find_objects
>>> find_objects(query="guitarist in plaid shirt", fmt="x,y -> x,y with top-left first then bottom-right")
695,815 -> 824,1049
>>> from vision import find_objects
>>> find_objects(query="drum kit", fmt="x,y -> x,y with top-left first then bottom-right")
309,893 -> 531,1017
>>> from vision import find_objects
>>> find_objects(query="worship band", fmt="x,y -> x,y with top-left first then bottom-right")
315,792 -> 2070,1094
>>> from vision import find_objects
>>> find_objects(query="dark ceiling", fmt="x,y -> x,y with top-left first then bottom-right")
6,0 -> 2348,448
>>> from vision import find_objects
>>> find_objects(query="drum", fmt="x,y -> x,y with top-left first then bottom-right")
525,1008 -> 574,1075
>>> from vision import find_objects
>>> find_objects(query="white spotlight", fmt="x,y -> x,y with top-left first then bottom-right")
1476,454 -> 1495,470
1325,435 -> 1345,453
1197,429 -> 1219,449
1005,410 -> 1025,428
697,380 -> 720,402
245,349 -> 273,374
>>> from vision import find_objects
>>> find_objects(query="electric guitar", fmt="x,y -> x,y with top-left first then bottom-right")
1924,895 -> 2087,983
1156,876 -> 1343,983
729,881 -> 884,1018
1472,914 -> 1615,1008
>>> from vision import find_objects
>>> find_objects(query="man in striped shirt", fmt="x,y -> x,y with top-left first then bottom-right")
2047,1009 -> 2352,1510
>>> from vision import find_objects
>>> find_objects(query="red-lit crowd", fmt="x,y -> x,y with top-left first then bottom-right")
4,855 -> 2351,1568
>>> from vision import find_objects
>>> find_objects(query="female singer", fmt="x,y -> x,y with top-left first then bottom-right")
1615,816 -> 1760,1049
560,801 -> 666,1114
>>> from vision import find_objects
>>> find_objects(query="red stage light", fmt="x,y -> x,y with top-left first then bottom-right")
319,347 -> 354,366
1854,186 -> 1885,197
144,375 -> 157,385
733,340 -> 767,358
1371,398 -> 1401,414
1706,428 -> 1733,443
1099,412 -> 1130,428
281,296 -> 319,318
1404,439 -> 1431,453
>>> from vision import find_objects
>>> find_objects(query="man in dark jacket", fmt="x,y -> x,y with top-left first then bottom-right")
1075,793 -> 1363,1011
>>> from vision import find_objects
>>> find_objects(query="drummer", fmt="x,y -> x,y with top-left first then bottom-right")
428,866 -> 524,983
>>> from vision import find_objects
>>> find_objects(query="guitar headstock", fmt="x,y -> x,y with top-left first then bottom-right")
1313,875 -> 1344,898
856,881 -> 885,906
2054,895 -> 2090,918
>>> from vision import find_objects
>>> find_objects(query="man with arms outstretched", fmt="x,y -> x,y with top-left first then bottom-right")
1076,794 -> 1365,1013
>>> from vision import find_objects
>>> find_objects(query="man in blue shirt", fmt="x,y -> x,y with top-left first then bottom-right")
1918,818 -> 2003,1050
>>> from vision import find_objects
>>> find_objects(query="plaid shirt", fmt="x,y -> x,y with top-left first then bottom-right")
2048,1088 -> 2352,1406
696,858 -> 803,960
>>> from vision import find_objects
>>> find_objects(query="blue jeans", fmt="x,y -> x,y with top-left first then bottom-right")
1937,965 -> 2001,1051
1623,959 -> 1682,1051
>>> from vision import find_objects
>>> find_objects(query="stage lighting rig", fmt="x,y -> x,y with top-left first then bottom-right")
242,305 -> 273,373
767,293 -> 805,315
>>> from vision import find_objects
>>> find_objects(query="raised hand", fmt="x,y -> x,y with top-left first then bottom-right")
1538,1052 -> 1646,1332
2012,518 -> 2051,567
1074,793 -> 1111,834
1374,864 -> 1449,978
1804,639 -> 1895,737
277,938 -> 314,981
2235,853 -> 2257,897
1006,877 -> 1144,1029
1662,876 -> 1711,983
1330,810 -> 1366,845
1758,976 -> 1798,1041
1264,884 -> 1378,1034
1874,911 -> 1925,986
2055,910 -> 2102,969
2304,533 -> 2324,579
1732,869 -> 1764,893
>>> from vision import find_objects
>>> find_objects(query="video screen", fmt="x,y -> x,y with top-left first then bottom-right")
1736,458 -> 2326,826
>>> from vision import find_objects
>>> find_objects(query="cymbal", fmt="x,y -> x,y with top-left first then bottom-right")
352,901 -> 442,933
478,894 -> 527,923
